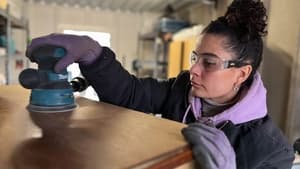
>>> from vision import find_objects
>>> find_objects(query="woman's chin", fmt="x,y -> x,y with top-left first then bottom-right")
191,87 -> 206,98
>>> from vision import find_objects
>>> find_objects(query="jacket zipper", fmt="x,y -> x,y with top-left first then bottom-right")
218,120 -> 230,130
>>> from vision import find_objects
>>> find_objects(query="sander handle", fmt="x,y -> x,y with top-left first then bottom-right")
70,77 -> 90,92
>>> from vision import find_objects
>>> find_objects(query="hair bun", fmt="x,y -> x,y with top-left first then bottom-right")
225,0 -> 267,39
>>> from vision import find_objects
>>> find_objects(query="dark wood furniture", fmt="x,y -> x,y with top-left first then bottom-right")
0,85 -> 193,169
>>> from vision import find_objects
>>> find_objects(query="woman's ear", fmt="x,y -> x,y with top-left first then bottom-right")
236,65 -> 252,85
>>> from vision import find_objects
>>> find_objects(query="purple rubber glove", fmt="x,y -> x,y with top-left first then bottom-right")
26,33 -> 102,73
182,123 -> 236,169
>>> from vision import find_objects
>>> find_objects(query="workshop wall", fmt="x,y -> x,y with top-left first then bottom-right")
25,1 -> 160,73
267,0 -> 300,58
262,0 -> 300,141
182,0 -> 232,26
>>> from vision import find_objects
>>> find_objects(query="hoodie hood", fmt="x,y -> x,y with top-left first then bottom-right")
182,72 -> 267,125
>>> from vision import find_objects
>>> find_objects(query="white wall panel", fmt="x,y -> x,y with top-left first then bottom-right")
27,3 -> 56,37
25,1 -> 160,73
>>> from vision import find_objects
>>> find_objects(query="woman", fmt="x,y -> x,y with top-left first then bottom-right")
26,0 -> 294,168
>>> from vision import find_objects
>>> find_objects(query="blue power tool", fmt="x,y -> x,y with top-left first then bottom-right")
19,45 -> 86,113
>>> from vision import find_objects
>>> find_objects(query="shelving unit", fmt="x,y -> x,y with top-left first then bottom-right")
134,17 -> 190,80
134,32 -> 168,79
0,4 -> 29,85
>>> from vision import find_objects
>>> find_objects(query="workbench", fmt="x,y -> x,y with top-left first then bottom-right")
0,85 -> 194,169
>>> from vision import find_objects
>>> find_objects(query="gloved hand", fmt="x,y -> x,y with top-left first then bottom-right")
182,123 -> 236,169
26,33 -> 103,73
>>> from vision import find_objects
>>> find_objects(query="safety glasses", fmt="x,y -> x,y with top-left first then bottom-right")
190,51 -> 245,72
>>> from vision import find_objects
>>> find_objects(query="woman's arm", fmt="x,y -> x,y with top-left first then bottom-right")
80,47 -> 175,114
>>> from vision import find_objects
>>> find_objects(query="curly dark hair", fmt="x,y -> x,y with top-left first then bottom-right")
202,0 -> 268,86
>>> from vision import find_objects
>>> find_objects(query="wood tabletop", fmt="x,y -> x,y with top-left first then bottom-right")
0,85 -> 193,169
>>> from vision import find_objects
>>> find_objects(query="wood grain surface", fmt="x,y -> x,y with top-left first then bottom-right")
0,85 -> 193,169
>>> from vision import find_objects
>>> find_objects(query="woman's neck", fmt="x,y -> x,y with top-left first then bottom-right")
206,87 -> 243,106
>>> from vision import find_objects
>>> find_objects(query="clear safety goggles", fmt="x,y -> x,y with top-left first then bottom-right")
190,51 -> 245,72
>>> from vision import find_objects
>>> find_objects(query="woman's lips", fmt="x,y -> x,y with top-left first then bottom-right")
191,81 -> 203,88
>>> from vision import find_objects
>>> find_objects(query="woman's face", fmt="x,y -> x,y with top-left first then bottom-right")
189,34 -> 250,103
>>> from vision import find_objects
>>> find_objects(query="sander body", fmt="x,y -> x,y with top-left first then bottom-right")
19,45 -> 87,113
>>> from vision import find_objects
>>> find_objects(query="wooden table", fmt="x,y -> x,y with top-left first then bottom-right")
0,85 -> 193,169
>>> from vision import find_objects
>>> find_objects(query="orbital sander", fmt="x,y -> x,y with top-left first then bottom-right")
19,45 -> 89,113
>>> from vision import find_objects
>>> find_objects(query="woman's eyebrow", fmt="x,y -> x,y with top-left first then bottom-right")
199,52 -> 219,58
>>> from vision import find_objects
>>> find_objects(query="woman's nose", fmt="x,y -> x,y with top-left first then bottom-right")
189,62 -> 203,76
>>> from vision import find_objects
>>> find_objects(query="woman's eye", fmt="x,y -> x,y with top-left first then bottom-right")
202,58 -> 219,69
203,58 -> 217,65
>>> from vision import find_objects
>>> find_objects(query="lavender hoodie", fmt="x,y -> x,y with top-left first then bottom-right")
182,73 -> 267,125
